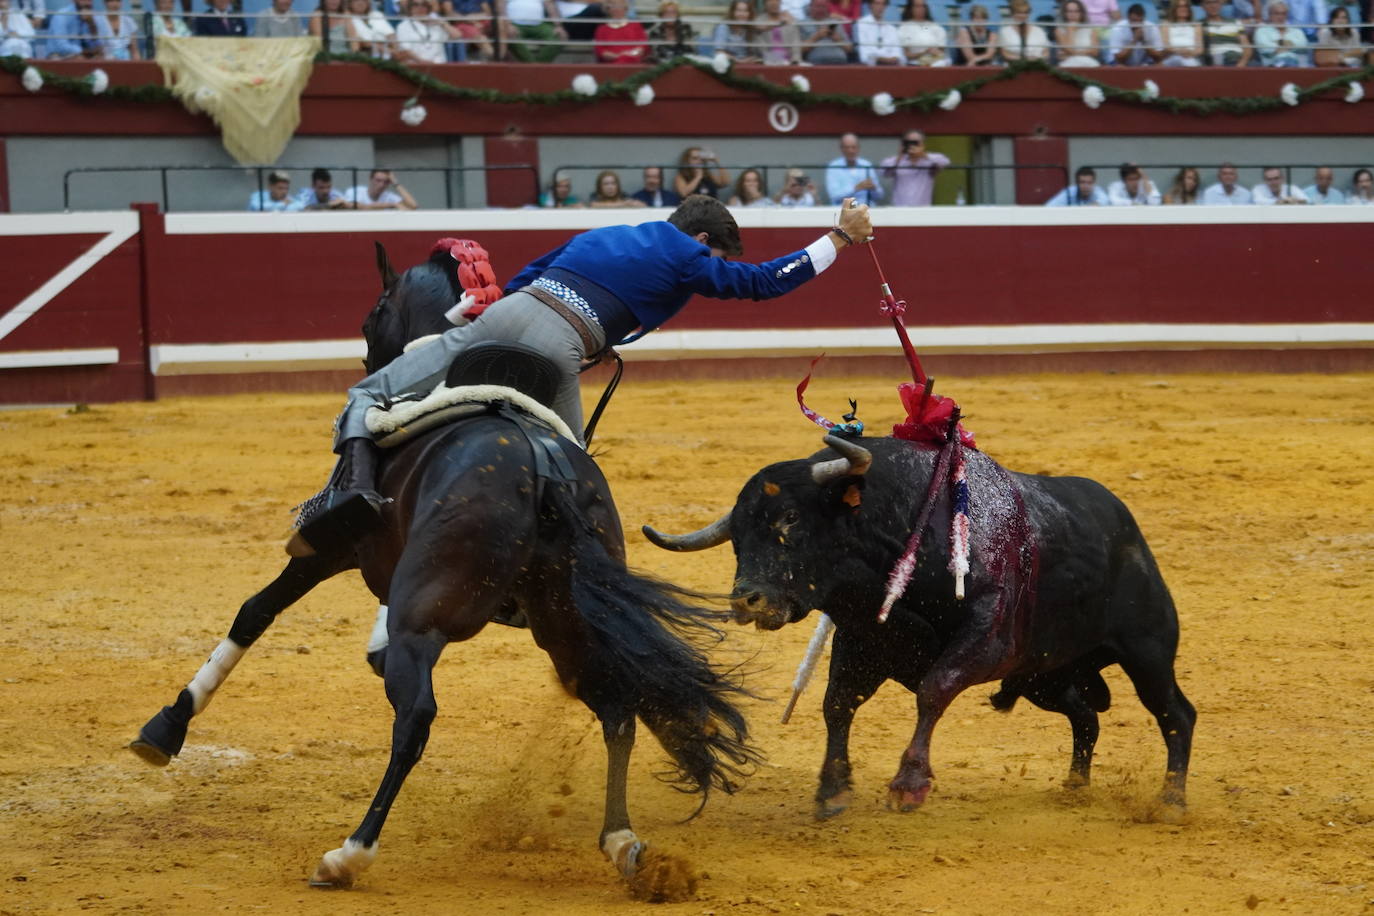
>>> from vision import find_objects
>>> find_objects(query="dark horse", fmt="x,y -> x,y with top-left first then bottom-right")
130,243 -> 757,899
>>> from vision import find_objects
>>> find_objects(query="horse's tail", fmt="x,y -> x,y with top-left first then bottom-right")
547,483 -> 761,805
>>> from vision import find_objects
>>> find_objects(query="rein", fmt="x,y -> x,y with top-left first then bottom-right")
579,348 -> 624,447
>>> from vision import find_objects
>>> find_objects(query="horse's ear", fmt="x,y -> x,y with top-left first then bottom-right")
374,241 -> 399,291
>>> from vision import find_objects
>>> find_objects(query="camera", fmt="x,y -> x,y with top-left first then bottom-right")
793,174 -> 809,185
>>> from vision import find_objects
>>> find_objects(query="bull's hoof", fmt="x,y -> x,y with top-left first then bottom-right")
887,781 -> 932,812
815,788 -> 853,821
128,737 -> 172,767
309,840 -> 376,889
627,847 -> 699,903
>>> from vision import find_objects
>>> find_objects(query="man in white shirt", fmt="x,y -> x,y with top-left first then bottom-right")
345,169 -> 419,210
1302,166 -> 1345,205
825,133 -> 884,206
855,0 -> 904,65
1107,163 -> 1161,205
1251,166 -> 1309,205
395,0 -> 459,64
1201,162 -> 1252,205
1107,3 -> 1165,64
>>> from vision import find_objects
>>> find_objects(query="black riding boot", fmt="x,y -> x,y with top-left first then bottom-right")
286,438 -> 385,558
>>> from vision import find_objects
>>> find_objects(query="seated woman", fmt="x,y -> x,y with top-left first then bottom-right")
1054,0 -> 1101,65
674,146 -> 730,199
712,0 -> 760,62
311,0 -> 351,49
96,0 -> 141,60
348,0 -> 396,58
593,0 -> 648,62
586,170 -> 648,208
539,171 -> 583,208
1314,6 -> 1364,67
646,0 -> 696,60
441,0 -> 496,60
954,3 -> 999,64
1160,0 -> 1203,65
1162,166 -> 1201,204
0,0 -> 37,57
728,168 -> 778,208
898,0 -> 949,66
998,0 -> 1050,61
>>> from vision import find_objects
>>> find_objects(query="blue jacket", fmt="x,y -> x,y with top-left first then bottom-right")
504,221 -> 818,345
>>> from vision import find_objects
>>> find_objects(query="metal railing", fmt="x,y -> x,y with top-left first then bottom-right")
61,163 -> 540,212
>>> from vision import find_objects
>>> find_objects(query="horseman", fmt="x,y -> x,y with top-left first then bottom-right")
288,194 -> 874,558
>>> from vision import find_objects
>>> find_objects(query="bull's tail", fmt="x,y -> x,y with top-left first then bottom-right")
548,485 -> 761,803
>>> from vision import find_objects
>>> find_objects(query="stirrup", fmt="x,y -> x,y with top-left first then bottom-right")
286,489 -> 385,558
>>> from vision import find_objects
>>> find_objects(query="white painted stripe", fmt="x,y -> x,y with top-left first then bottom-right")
0,211 -> 139,237
148,323 -> 1374,375
164,205 -> 1374,236
0,347 -> 119,369
0,220 -> 141,344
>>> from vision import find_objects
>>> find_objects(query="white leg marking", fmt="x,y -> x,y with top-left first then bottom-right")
185,638 -> 246,715
312,838 -> 379,888
366,604 -> 390,654
601,828 -> 644,877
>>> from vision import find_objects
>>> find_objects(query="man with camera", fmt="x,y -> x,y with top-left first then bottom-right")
879,130 -> 950,207
776,168 -> 819,206
798,0 -> 852,64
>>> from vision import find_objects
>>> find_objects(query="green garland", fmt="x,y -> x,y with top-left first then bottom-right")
5,50 -> 1371,116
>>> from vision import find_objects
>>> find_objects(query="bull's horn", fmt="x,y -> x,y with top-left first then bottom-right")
641,513 -> 732,552
811,435 -> 873,484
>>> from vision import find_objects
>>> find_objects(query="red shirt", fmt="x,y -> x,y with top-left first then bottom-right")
594,20 -> 649,62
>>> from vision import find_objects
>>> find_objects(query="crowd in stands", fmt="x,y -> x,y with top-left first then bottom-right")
4,0 -> 1369,66
246,167 -> 418,210
1045,161 -> 1374,204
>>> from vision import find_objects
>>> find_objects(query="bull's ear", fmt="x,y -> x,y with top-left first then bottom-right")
374,241 -> 399,291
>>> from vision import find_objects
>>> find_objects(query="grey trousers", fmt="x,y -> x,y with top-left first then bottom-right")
334,291 -> 606,450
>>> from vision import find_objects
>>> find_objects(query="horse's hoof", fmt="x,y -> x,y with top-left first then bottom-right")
309,840 -> 376,889
366,648 -> 386,678
627,847 -> 699,903
308,865 -> 354,889
128,737 -> 172,767
815,788 -> 853,820
1063,771 -> 1090,791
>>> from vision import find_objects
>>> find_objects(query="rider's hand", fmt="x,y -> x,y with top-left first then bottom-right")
837,198 -> 873,244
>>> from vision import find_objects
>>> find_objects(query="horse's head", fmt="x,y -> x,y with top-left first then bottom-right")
362,242 -> 463,375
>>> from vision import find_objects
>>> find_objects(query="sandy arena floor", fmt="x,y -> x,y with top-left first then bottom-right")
1,370 -> 1372,915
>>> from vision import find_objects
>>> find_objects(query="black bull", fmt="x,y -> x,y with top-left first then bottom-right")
644,434 -> 1195,819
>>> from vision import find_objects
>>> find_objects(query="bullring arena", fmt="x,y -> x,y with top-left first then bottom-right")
3,201 -> 1373,914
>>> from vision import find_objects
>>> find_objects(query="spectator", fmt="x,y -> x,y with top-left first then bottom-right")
879,129 -> 949,206
1237,0 -> 1325,38
631,166 -> 682,207
999,0 -> 1050,61
1303,166 -> 1345,204
1106,163 -> 1161,205
1162,166 -> 1200,204
538,170 -> 582,208
348,0 -> 397,57
1348,168 -> 1373,205
828,0 -> 859,29
646,0 -> 695,61
94,0 -> 139,59
1081,0 -> 1120,25
195,0 -> 247,35
1055,0 -> 1102,67
345,169 -> 418,210
248,171 -> 306,212
798,0 -> 852,64
856,0 -> 903,64
442,0 -> 495,59
309,0 -> 349,46
556,0 -> 604,42
756,0 -> 799,63
673,146 -> 729,199
728,168 -> 778,208
1255,1 -> 1310,65
1,0 -> 37,57
1199,0 -> 1251,64
1108,3 -> 1164,64
499,0 -> 563,62
587,170 -> 647,208
297,168 -> 348,210
898,0 -> 948,65
16,0 -> 43,28
954,3 -> 998,64
1313,5 -> 1362,65
150,0 -> 192,36
1201,162 -> 1252,204
44,0 -> 99,58
395,0 -> 460,63
593,0 -> 646,61
255,0 -> 303,35
1045,166 -> 1109,205
711,0 -> 759,61
1160,0 -> 1202,65
775,167 -> 819,206
825,132 -> 883,206
1252,166 -> 1309,205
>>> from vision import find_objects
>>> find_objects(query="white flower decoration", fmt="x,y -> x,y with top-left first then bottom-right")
88,68 -> 109,95
634,83 -> 654,106
791,74 -> 810,93
711,51 -> 731,73
21,66 -> 43,93
939,88 -> 961,111
1280,82 -> 1300,106
1344,81 -> 1364,104
1141,79 -> 1159,100
400,102 -> 427,126
1081,85 -> 1105,109
871,91 -> 895,116
571,73 -> 598,96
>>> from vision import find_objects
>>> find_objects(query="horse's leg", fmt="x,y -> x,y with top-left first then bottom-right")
597,712 -> 643,876
130,554 -> 344,766
310,626 -> 446,889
